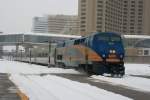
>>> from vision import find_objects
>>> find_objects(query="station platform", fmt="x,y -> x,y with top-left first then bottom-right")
0,73 -> 28,100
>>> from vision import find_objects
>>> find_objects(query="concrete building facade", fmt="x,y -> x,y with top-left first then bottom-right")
32,17 -> 48,33
79,0 -> 150,36
79,0 -> 123,36
122,0 -> 150,35
32,15 -> 80,35
48,15 -> 79,35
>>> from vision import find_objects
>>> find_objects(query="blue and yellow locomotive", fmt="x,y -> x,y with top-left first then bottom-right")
55,32 -> 125,76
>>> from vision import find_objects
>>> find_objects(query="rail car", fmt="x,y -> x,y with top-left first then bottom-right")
55,32 -> 125,76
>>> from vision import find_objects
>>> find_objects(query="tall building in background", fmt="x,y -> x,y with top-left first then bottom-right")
32,16 -> 48,33
123,0 -> 150,35
32,15 -> 79,35
79,0 -> 150,36
48,15 -> 79,34
0,31 -> 3,58
79,0 -> 123,36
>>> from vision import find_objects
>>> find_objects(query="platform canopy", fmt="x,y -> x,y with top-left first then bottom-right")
0,33 -> 149,48
0,32 -> 81,45
123,35 -> 150,48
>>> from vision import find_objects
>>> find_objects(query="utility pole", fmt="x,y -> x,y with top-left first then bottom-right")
48,41 -> 51,67
29,48 -> 32,64
20,50 -> 23,61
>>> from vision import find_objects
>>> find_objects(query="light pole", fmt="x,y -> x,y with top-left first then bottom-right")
43,40 -> 54,67
29,48 -> 32,64
48,41 -> 51,67
33,46 -> 37,62
20,49 -> 23,61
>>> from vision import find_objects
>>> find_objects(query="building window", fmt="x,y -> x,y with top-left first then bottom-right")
80,29 -> 85,31
138,20 -> 142,22
124,12 -> 127,14
97,5 -> 103,7
138,5 -> 143,8
81,13 -> 86,15
124,5 -> 127,7
130,12 -> 135,14
130,31 -> 134,33
138,12 -> 142,15
131,8 -> 135,11
144,50 -> 149,55
81,17 -> 86,19
131,5 -> 135,7
81,25 -> 86,27
130,20 -> 135,22
123,23 -> 127,25
130,23 -> 134,25
130,27 -> 134,29
138,9 -> 143,12
81,0 -> 86,3
131,1 -> 135,3
124,1 -> 127,3
138,1 -> 143,4
81,21 -> 85,24
130,16 -> 135,18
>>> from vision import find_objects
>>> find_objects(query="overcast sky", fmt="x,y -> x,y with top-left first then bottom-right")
0,0 -> 78,33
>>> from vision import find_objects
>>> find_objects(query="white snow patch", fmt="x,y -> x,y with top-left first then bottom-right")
0,60 -> 80,74
92,75 -> 150,92
91,63 -> 150,93
0,60 -> 132,100
10,74 -> 132,100
125,64 -> 150,76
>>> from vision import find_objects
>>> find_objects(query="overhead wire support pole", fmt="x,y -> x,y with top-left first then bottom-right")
20,50 -> 23,61
48,41 -> 51,67
29,48 -> 32,64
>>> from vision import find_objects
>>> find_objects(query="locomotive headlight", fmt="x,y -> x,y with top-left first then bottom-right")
109,50 -> 113,53
120,55 -> 123,58
110,50 -> 115,54
112,50 -> 116,54
102,54 -> 106,58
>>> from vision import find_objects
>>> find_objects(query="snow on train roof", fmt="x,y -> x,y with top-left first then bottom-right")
124,35 -> 150,39
0,32 -> 81,39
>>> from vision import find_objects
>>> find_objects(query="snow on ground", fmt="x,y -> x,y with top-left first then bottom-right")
125,64 -> 150,76
0,60 -> 132,100
10,74 -> 131,100
0,59 -> 80,74
92,63 -> 150,93
92,75 -> 150,92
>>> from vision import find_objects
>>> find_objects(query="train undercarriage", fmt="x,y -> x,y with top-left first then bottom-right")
14,56 -> 125,77
77,62 -> 125,77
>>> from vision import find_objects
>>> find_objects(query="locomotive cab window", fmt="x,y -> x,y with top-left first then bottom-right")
111,35 -> 121,42
96,34 -> 109,41
96,33 -> 121,42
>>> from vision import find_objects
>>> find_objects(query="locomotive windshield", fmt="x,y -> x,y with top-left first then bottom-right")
97,34 -> 109,41
111,35 -> 121,42
96,33 -> 121,42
